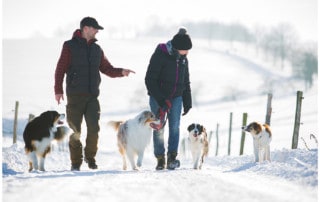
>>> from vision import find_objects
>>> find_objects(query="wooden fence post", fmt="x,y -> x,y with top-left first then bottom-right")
240,113 -> 248,155
208,130 -> 213,144
13,101 -> 19,144
215,123 -> 219,156
292,91 -> 303,149
265,93 -> 272,125
228,112 -> 233,155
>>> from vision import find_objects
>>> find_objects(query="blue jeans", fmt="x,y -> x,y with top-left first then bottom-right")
149,96 -> 182,157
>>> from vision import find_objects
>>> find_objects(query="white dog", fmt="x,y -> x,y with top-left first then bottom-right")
108,110 -> 158,170
242,122 -> 272,162
187,123 -> 209,169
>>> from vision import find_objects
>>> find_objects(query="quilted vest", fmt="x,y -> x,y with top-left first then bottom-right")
65,38 -> 102,96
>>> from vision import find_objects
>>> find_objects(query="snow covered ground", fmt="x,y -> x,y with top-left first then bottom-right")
2,37 -> 318,202
2,142 -> 318,202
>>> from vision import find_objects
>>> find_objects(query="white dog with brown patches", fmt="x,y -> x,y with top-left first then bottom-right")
242,122 -> 272,163
108,110 -> 158,170
187,123 -> 209,169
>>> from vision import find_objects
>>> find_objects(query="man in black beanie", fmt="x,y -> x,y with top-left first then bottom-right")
145,27 -> 192,170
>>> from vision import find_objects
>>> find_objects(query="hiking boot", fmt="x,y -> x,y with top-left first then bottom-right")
71,164 -> 81,171
155,155 -> 166,170
167,152 -> 180,170
85,158 -> 98,169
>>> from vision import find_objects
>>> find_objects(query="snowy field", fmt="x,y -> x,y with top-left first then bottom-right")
2,37 -> 318,202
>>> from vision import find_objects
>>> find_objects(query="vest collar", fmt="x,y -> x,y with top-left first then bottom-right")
72,29 -> 97,45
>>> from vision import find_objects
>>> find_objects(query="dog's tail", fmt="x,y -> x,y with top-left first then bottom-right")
107,121 -> 123,131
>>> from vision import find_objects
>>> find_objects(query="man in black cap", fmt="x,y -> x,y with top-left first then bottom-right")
54,16 -> 135,171
145,27 -> 192,170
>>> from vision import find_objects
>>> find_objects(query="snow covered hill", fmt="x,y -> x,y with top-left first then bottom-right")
2,37 -> 318,202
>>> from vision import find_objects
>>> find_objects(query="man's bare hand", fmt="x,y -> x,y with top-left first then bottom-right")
55,94 -> 64,105
122,69 -> 136,76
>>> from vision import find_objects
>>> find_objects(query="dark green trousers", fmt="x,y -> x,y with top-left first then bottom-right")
66,95 -> 100,166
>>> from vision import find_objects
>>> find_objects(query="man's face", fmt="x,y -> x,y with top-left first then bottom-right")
83,26 -> 99,40
88,27 -> 99,39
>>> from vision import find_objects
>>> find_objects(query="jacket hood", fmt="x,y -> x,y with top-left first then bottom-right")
72,29 -> 82,38
72,29 -> 97,44
158,41 -> 183,60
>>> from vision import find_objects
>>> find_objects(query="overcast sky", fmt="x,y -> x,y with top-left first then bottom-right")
2,0 -> 318,41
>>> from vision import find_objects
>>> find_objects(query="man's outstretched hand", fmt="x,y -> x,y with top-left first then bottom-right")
122,69 -> 136,76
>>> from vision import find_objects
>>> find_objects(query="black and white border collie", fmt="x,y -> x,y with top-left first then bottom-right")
23,111 -> 66,171
187,123 -> 209,169
242,122 -> 272,163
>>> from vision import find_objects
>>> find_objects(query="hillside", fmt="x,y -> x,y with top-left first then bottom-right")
2,37 -> 318,202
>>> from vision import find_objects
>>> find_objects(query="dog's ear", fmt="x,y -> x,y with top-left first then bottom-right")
199,125 -> 203,131
254,122 -> 263,134
40,111 -> 55,125
52,111 -> 60,123
187,124 -> 195,132
138,114 -> 144,124
201,125 -> 206,133
138,111 -> 148,124
40,111 -> 60,126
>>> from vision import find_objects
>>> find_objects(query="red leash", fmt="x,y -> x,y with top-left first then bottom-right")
150,108 -> 169,131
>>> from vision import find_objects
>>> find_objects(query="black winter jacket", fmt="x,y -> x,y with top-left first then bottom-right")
145,42 -> 192,110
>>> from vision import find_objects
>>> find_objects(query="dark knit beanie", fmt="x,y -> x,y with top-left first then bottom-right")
171,27 -> 192,50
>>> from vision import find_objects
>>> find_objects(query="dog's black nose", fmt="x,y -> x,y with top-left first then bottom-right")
241,126 -> 245,129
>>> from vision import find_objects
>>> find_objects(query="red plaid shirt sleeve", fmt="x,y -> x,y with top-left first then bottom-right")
99,50 -> 123,77
54,42 -> 70,95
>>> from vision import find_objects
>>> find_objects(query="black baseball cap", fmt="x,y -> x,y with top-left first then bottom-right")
80,17 -> 104,30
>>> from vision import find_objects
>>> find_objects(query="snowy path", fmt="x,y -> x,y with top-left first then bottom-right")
3,168 -> 316,202
3,141 -> 317,202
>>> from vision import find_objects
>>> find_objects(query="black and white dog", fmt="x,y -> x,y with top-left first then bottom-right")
187,123 -> 209,169
23,111 -> 67,171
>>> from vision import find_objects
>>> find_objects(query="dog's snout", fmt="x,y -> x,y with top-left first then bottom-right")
193,130 -> 201,137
